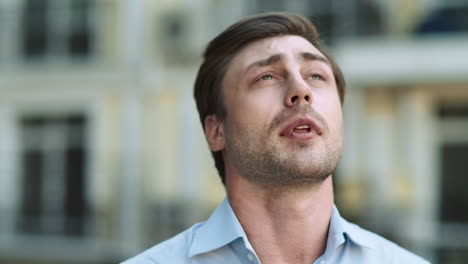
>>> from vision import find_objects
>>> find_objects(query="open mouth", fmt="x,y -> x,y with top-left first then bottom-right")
279,118 -> 322,139
293,125 -> 312,133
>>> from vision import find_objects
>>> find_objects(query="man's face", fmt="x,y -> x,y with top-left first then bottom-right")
209,35 -> 344,190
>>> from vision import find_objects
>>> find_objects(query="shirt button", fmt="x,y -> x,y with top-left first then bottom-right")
247,253 -> 254,262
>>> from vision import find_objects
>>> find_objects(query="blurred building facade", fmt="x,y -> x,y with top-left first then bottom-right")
0,0 -> 467,264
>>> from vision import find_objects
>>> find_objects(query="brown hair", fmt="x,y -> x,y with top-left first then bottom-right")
193,12 -> 346,185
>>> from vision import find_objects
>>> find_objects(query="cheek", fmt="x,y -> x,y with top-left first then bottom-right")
315,96 -> 343,132
230,89 -> 281,123
329,108 -> 343,142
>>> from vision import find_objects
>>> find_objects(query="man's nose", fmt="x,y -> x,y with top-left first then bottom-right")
284,77 -> 312,107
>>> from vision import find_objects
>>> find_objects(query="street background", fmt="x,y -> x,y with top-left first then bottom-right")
0,0 -> 467,263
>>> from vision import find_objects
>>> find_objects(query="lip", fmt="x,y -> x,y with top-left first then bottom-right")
279,117 -> 323,140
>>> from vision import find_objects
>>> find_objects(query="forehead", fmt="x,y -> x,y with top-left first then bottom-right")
228,35 -> 326,71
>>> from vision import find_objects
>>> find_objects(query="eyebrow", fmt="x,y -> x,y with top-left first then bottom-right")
245,52 -> 331,73
301,52 -> 330,65
245,54 -> 283,73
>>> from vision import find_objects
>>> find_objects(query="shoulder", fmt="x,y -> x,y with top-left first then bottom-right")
120,222 -> 204,264
345,222 -> 430,264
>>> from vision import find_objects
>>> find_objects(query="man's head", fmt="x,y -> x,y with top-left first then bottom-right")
194,12 -> 345,187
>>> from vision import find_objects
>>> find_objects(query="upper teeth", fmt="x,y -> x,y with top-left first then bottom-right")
296,125 -> 309,129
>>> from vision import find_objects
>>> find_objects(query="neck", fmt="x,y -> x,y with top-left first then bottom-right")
226,175 -> 334,264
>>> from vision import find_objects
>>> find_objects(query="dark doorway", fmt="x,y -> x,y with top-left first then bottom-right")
17,114 -> 88,237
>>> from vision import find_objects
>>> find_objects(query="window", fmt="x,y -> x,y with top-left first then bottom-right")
21,0 -> 93,60
439,144 -> 468,222
16,114 -> 89,237
69,0 -> 92,56
22,0 -> 47,58
415,0 -> 468,34
437,103 -> 468,263
308,0 -> 384,43
251,0 -> 337,43
438,103 -> 468,222
354,0 -> 384,36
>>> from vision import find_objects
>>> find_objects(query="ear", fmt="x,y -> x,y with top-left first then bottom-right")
204,115 -> 225,152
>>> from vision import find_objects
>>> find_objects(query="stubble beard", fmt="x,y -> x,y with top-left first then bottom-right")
224,107 -> 343,193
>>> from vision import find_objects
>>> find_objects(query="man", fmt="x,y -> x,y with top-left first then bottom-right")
123,12 -> 430,264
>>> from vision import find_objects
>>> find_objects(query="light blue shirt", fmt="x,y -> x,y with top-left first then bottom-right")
122,198 -> 430,264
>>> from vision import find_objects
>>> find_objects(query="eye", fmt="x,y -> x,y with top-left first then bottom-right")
259,74 -> 274,81
308,74 -> 325,81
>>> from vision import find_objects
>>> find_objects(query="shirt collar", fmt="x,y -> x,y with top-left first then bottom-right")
329,206 -> 375,250
189,198 -> 374,258
188,198 -> 250,257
